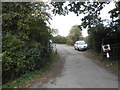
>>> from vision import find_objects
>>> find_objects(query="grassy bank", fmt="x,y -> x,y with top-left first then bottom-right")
2,52 -> 58,88
85,49 -> 119,73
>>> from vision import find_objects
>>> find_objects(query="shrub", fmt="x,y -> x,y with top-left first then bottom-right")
2,33 -> 43,83
2,33 -> 26,83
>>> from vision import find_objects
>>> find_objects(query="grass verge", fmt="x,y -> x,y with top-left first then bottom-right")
2,52 -> 58,88
85,49 -> 119,73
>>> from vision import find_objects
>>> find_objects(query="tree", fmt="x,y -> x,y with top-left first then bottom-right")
66,25 -> 83,45
50,1 -> 108,29
51,1 -> 120,55
86,23 -> 111,52
109,1 -> 120,32
2,2 -> 53,83
52,35 -> 66,44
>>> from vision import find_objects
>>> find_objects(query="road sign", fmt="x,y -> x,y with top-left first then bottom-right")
102,44 -> 111,52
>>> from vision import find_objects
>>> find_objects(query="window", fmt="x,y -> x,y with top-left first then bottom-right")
78,41 -> 85,45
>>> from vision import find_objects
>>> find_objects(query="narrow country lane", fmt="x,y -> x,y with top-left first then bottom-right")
29,44 -> 118,88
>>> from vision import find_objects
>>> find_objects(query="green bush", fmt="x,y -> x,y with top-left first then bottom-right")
86,24 -> 110,52
25,48 -> 42,70
2,33 -> 26,82
2,2 -> 53,84
2,33 -> 43,83
52,35 -> 66,44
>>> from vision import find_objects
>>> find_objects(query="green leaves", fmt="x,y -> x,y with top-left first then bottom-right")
52,35 -> 66,44
86,23 -> 111,52
109,1 -> 120,19
66,25 -> 83,45
2,2 -> 53,84
2,33 -> 44,83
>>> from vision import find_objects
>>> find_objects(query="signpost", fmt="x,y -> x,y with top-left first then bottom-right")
102,44 -> 111,59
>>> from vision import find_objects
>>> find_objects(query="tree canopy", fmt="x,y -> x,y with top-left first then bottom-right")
50,1 -> 108,29
66,25 -> 83,45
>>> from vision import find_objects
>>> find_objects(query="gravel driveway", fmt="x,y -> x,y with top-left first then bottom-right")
29,44 -> 118,88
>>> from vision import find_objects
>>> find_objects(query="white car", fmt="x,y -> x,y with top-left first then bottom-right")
74,41 -> 88,50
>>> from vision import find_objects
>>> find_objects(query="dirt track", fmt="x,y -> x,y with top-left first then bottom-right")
29,44 -> 118,88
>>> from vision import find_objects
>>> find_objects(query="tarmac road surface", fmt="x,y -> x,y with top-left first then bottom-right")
29,44 -> 118,88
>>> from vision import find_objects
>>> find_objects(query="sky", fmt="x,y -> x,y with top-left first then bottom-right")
49,13 -> 85,37
48,1 -> 115,37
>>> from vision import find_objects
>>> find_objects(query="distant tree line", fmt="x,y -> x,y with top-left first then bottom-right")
52,35 -> 66,44
52,25 -> 83,45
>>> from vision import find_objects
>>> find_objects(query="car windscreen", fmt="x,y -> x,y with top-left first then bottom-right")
78,41 -> 85,45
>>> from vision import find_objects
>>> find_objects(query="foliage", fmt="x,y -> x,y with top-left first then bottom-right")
2,33 -> 42,81
3,33 -> 26,80
109,1 -> 120,32
86,23 -> 111,52
2,2 -> 53,84
109,1 -> 120,21
50,2 -> 107,28
2,53 -> 58,88
52,35 -> 66,44
51,1 -> 120,55
66,25 -> 83,45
